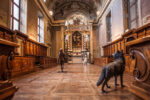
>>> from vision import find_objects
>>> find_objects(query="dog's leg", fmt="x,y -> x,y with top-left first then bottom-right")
101,78 -> 110,93
106,82 -> 111,88
120,74 -> 125,88
115,75 -> 118,90
102,80 -> 107,93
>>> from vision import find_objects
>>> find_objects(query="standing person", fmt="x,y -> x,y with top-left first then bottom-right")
83,55 -> 87,66
58,48 -> 65,72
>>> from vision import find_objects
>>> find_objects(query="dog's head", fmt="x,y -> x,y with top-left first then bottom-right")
112,50 -> 123,60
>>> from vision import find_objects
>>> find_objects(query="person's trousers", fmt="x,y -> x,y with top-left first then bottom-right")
60,61 -> 64,72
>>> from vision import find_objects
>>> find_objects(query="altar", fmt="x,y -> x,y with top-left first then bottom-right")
64,14 -> 91,64
72,56 -> 82,63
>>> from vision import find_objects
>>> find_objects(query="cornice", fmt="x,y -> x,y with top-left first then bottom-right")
93,0 -> 111,25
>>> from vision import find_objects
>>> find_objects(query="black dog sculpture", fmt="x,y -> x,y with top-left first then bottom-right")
96,50 -> 125,93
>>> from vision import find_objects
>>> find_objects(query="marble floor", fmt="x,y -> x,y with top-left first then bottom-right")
12,64 -> 143,100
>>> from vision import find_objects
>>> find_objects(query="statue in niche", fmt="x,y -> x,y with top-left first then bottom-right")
72,31 -> 82,48
73,18 -> 80,26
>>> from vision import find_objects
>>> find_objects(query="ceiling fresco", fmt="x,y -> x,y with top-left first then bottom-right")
45,0 -> 105,20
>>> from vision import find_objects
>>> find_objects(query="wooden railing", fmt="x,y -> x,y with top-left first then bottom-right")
11,56 -> 35,77
39,57 -> 57,68
25,39 -> 47,57
102,30 -> 135,57
103,23 -> 150,57
15,31 -> 47,57
103,37 -> 124,57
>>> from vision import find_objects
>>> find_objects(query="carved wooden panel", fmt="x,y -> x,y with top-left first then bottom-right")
0,25 -> 15,42
25,40 -> 47,57
0,31 -> 3,38
40,57 -> 57,68
0,56 -> 8,80
11,57 -> 35,77
94,57 -> 107,67
128,44 -> 150,83
126,39 -> 150,98
0,25 -> 17,81
34,43 -> 36,56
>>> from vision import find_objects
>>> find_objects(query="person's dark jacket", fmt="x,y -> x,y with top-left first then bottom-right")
58,51 -> 65,63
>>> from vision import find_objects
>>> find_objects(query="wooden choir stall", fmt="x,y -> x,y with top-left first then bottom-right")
0,25 -> 57,99
0,25 -> 18,99
96,23 -> 150,99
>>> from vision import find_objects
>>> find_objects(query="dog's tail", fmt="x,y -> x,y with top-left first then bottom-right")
96,68 -> 105,86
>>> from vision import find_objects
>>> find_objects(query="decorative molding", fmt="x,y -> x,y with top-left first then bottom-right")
93,0 -> 112,25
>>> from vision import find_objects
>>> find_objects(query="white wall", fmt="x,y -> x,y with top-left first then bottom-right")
98,0 -> 124,56
111,0 -> 124,40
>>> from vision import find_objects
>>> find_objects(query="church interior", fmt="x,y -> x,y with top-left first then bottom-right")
0,0 -> 150,100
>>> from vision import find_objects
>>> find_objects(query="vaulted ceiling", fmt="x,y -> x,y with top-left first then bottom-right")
45,0 -> 105,20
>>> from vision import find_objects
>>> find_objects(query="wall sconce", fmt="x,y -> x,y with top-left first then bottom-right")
49,11 -> 53,16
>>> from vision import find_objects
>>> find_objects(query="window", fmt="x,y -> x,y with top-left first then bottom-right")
38,16 -> 44,43
11,0 -> 27,33
20,0 -> 27,33
106,12 -> 112,42
11,0 -> 20,30
125,0 -> 139,29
